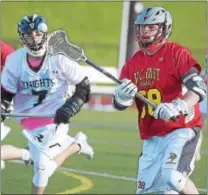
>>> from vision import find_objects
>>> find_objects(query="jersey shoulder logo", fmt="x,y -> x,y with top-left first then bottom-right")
166,152 -> 177,164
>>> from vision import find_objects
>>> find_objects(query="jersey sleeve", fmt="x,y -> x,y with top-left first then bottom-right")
174,47 -> 201,78
60,55 -> 86,85
1,55 -> 19,94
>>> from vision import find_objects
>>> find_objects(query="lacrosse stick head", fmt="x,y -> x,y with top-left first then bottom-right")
46,30 -> 87,62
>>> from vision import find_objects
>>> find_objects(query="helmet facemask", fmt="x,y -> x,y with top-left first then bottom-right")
135,24 -> 163,45
135,23 -> 168,55
134,7 -> 172,55
20,30 -> 47,55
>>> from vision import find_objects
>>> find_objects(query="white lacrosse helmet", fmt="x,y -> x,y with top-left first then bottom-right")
134,7 -> 172,55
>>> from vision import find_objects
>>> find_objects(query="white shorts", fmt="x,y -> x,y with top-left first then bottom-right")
22,123 -> 75,163
1,122 -> 11,141
136,128 -> 200,194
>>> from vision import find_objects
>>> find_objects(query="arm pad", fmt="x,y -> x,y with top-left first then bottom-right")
183,74 -> 207,102
64,76 -> 91,117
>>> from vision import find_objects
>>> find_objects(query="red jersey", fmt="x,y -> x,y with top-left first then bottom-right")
1,41 -> 15,71
120,42 -> 203,140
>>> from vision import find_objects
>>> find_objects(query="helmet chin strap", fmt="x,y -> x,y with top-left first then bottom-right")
145,38 -> 166,56
139,27 -> 165,56
26,45 -> 46,57
139,36 -> 166,56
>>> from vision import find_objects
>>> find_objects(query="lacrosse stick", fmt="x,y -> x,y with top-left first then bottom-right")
46,30 -> 157,109
1,112 -> 54,118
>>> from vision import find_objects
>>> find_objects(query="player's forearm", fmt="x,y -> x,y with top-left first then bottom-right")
183,91 -> 200,109
64,77 -> 90,116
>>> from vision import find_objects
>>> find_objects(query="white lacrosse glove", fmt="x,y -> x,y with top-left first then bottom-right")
114,79 -> 138,107
172,98 -> 189,115
153,99 -> 189,121
153,102 -> 180,121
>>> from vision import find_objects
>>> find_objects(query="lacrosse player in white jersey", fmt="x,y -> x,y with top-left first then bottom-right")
1,14 -> 94,194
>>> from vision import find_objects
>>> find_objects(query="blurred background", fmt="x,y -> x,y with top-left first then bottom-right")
1,1 -> 207,194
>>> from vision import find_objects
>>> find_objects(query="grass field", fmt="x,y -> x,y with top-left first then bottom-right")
1,109 -> 207,194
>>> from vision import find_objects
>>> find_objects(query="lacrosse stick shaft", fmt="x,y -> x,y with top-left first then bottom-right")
86,59 -> 121,84
1,112 -> 55,118
86,59 -> 157,109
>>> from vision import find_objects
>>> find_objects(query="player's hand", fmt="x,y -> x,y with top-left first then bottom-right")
54,104 -> 73,124
1,100 -> 13,121
153,102 -> 180,121
114,79 -> 138,106
172,98 -> 189,115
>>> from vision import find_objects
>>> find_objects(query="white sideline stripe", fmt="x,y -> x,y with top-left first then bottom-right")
9,160 -> 207,193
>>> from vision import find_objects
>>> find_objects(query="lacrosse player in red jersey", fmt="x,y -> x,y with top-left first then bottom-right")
1,14 -> 94,194
113,7 -> 206,194
1,40 -> 33,170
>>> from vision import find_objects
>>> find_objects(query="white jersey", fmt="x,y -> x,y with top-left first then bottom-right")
1,48 -> 86,120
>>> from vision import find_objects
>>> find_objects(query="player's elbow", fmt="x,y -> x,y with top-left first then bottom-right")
112,96 -> 128,111
183,74 -> 207,102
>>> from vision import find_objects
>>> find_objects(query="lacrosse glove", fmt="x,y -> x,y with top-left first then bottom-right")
153,102 -> 180,121
153,99 -> 189,121
54,98 -> 84,124
1,100 -> 13,122
114,78 -> 137,107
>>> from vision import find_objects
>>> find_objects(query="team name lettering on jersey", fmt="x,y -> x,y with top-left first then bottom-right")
134,68 -> 161,87
21,79 -> 55,89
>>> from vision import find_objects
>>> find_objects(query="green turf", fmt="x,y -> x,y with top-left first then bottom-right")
2,1 -> 206,67
2,109 -> 207,194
